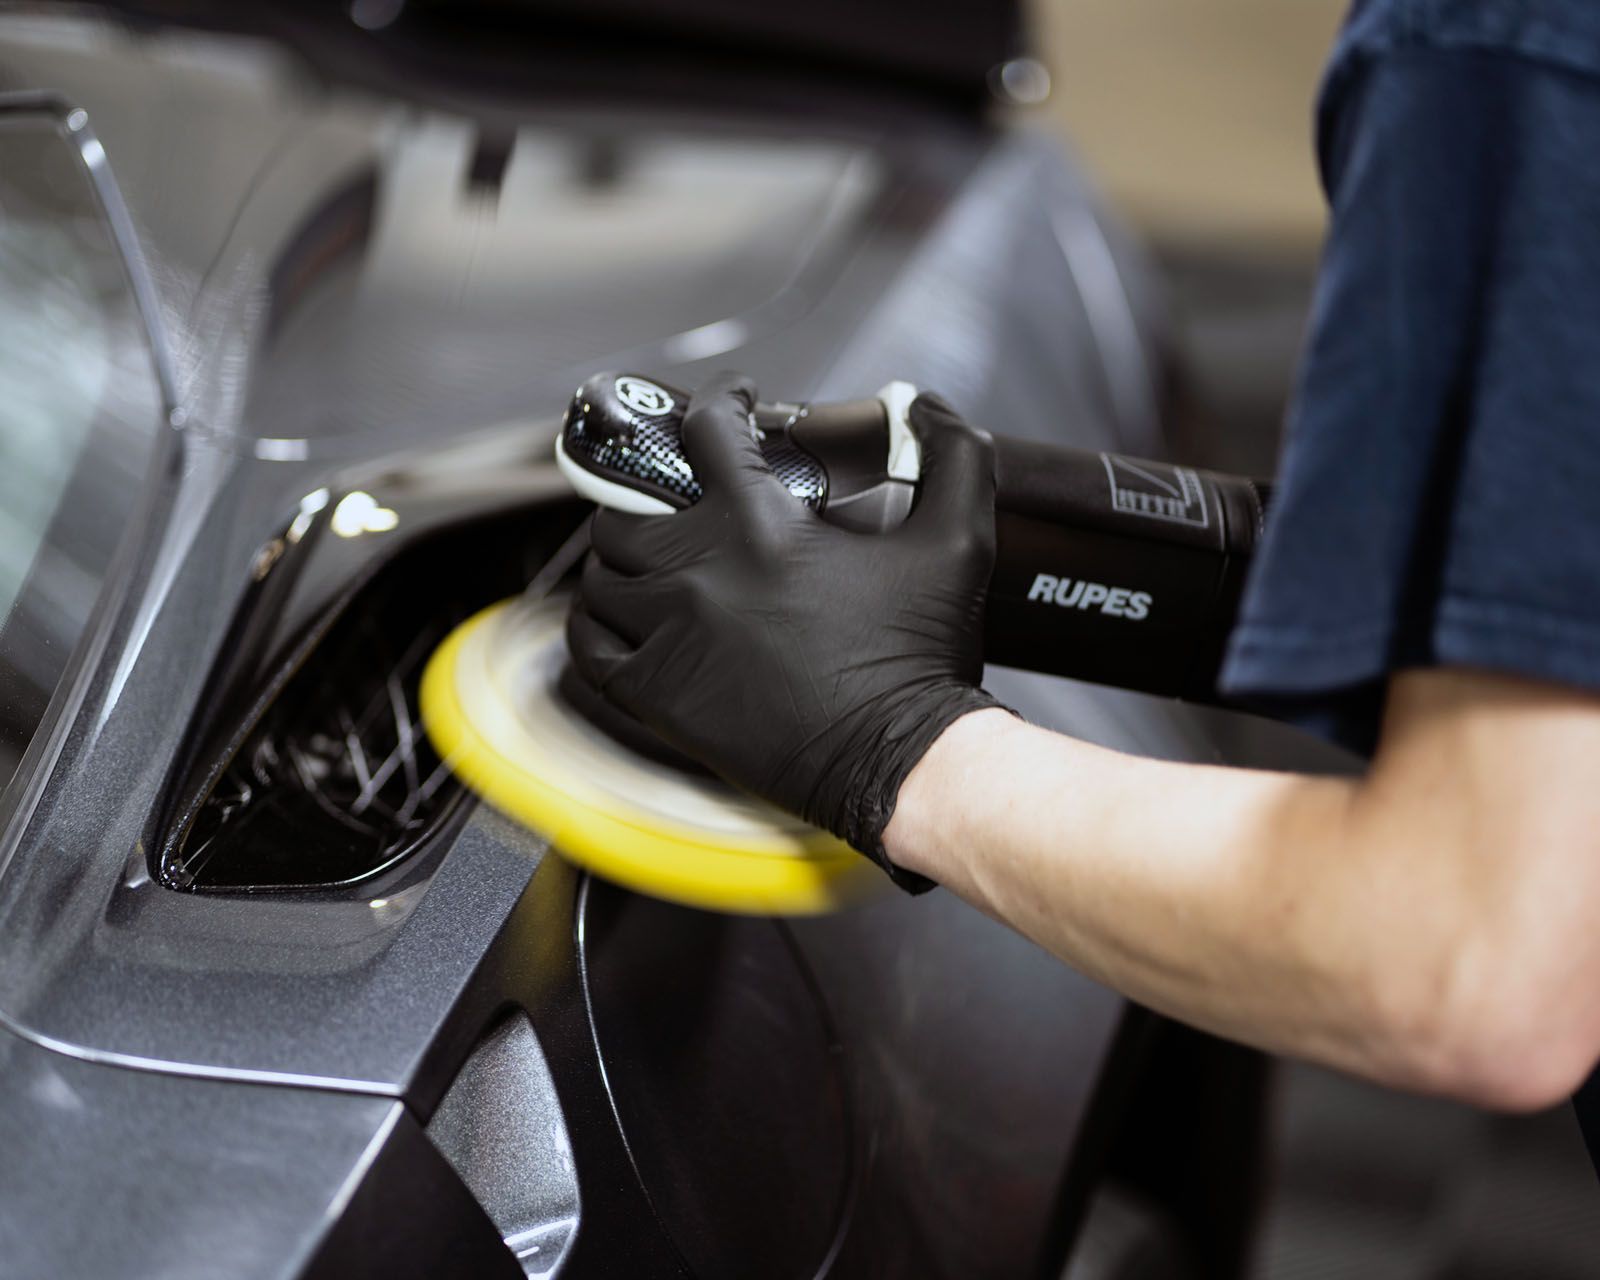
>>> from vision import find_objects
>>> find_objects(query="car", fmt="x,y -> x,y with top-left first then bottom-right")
0,4 -> 1268,1275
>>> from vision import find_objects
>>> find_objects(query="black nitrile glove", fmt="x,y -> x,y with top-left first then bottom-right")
566,372 -> 1006,891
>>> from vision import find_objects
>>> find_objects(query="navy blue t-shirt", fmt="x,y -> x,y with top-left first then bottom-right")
1222,0 -> 1600,748
1218,0 -> 1600,1164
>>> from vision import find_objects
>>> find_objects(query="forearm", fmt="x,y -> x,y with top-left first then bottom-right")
881,695 -> 1585,1100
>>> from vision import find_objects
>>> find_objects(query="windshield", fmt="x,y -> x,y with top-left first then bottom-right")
0,103 -> 165,797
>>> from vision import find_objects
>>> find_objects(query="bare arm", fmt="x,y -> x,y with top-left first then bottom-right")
884,668 -> 1600,1110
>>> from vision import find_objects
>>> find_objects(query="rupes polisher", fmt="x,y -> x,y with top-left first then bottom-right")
422,371 -> 1271,915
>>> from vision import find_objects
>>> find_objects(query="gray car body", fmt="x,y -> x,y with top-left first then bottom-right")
0,8 -> 1255,1277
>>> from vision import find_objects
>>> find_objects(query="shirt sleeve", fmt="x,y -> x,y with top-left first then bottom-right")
1219,26 -> 1600,754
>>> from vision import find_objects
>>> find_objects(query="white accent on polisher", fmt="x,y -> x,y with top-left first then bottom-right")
555,434 -> 676,515
876,380 -> 922,482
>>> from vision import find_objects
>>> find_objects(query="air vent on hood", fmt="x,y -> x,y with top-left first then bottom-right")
160,501 -> 586,893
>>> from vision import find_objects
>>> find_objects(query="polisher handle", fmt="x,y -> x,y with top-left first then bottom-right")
557,373 -> 1271,705
556,371 -> 917,531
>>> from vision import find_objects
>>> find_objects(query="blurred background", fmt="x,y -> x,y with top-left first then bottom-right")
1038,0 -> 1336,478
1034,2 -> 1600,1276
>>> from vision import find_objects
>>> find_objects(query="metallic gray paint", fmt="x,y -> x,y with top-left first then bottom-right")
0,1022 -> 406,1279
0,7 -> 1210,1275
0,15 -> 1150,1088
427,1013 -> 581,1276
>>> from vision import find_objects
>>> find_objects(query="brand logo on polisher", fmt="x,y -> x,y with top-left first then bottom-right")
615,375 -> 675,418
1027,573 -> 1152,621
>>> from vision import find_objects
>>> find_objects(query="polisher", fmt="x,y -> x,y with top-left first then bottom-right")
421,372 -> 1271,915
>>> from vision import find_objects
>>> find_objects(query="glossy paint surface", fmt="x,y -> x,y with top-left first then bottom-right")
0,8 -> 1211,1275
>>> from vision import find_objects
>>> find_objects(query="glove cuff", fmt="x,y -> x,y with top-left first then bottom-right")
839,687 -> 1011,894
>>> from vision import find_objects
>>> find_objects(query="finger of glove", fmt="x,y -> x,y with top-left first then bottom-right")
906,392 -> 996,531
590,508 -> 667,577
577,553 -> 662,646
680,371 -> 779,507
565,600 -> 636,699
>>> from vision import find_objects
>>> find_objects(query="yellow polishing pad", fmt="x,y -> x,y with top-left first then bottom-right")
419,598 -> 886,915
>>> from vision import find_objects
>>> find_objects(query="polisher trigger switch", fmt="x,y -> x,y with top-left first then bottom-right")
555,371 -> 922,534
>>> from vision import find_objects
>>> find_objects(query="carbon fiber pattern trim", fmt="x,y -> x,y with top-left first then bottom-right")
562,383 -> 826,511
760,431 -> 827,507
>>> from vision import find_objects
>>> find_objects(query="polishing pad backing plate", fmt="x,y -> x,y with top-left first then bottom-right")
420,598 -> 885,915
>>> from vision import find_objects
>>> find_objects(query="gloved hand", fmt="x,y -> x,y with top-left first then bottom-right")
566,372 -> 1006,890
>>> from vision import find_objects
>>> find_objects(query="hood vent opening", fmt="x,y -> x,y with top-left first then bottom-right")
159,500 -> 587,894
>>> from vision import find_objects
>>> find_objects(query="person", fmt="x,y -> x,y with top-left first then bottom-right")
567,0 -> 1600,1123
